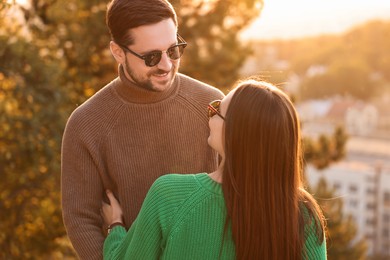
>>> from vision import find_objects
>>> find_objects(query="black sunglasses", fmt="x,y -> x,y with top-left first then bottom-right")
119,34 -> 187,67
207,100 -> 225,120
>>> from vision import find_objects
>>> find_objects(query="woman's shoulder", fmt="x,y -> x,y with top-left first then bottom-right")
299,201 -> 327,259
299,201 -> 323,231
154,173 -> 202,185
140,174 -> 210,225
147,173 -> 206,199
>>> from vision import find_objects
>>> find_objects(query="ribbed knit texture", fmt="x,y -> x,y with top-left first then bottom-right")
303,208 -> 328,260
61,66 -> 224,260
104,173 -> 234,260
103,173 -> 327,260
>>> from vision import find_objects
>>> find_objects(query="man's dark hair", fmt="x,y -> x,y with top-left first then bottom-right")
106,0 -> 177,46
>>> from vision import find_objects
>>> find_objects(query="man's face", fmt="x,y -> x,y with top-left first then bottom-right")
122,19 -> 180,92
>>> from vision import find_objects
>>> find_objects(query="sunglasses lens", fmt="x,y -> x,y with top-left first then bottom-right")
144,43 -> 186,67
208,106 -> 216,118
167,45 -> 185,60
208,100 -> 221,118
145,52 -> 162,67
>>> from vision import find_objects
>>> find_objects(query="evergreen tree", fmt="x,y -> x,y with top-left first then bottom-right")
302,126 -> 348,170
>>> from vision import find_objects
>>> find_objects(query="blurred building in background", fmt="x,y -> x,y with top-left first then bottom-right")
297,98 -> 379,137
307,146 -> 390,257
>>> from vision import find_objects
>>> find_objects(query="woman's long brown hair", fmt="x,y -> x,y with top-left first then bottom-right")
222,80 -> 325,259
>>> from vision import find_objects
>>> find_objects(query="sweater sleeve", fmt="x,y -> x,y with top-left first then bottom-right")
304,215 -> 327,260
103,177 -> 172,259
61,113 -> 106,260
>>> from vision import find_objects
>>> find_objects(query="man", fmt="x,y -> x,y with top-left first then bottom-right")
61,0 -> 224,259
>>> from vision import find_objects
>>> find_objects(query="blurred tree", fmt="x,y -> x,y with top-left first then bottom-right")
300,58 -> 378,100
171,0 -> 264,90
302,126 -> 348,170
0,9 -> 70,258
342,20 -> 390,83
248,20 -> 390,101
1,0 -> 263,258
313,178 -> 368,260
21,0 -> 117,106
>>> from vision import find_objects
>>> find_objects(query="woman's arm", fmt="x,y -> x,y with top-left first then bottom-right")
101,180 -> 168,259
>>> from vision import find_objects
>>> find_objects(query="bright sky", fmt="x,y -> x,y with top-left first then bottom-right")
8,0 -> 390,40
241,0 -> 390,40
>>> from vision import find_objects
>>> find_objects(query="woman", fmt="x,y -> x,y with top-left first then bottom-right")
102,79 -> 327,259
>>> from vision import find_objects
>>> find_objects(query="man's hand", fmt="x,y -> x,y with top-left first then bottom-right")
101,190 -> 124,226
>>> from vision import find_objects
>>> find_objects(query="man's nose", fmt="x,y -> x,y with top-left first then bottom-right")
156,52 -> 173,71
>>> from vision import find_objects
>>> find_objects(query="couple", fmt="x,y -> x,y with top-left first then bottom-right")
61,0 -> 327,259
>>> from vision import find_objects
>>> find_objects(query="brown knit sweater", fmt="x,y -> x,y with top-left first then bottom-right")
61,66 -> 224,259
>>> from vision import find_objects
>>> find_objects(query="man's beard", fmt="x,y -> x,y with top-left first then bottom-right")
124,58 -> 178,92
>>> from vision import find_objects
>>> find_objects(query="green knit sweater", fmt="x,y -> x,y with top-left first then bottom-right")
104,173 -> 327,259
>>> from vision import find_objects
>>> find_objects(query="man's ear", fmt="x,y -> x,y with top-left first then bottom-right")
110,41 -> 125,64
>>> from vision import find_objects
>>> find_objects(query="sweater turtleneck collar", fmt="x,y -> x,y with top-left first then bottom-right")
114,64 -> 179,104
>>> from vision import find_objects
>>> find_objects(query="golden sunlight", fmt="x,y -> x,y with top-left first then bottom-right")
241,0 -> 390,40
6,0 -> 30,7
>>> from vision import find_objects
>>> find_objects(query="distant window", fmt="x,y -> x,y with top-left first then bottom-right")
333,182 -> 341,191
384,192 -> 390,202
365,233 -> 374,240
349,184 -> 358,193
350,199 -> 359,208
384,213 -> 390,223
366,203 -> 376,210
366,218 -> 375,226
366,187 -> 375,195
384,192 -> 390,207
382,229 -> 389,238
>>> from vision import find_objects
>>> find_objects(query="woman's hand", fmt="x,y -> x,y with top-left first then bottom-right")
101,190 -> 124,226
